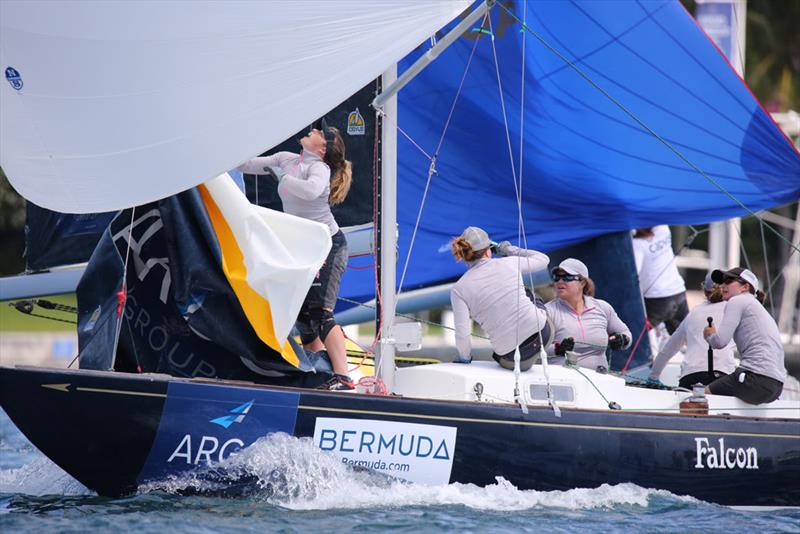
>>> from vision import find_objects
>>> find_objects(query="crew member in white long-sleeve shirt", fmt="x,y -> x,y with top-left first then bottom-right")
545,258 -> 631,372
449,227 -> 550,371
632,226 -> 688,334
649,271 -> 735,388
239,122 -> 354,390
703,267 -> 786,404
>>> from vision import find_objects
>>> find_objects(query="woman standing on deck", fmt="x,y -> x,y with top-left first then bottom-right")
449,227 -> 550,371
703,267 -> 786,404
632,226 -> 688,334
545,258 -> 631,372
239,122 -> 353,390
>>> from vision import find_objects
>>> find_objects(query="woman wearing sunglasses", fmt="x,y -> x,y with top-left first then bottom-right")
449,227 -> 550,371
648,271 -> 735,388
702,267 -> 786,404
239,121 -> 354,390
545,258 -> 631,372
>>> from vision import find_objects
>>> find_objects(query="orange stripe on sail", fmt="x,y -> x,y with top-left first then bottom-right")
198,185 -> 299,367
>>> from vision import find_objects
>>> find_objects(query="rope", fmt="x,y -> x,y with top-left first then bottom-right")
337,295 -> 490,340
112,208 -> 137,372
622,225 -> 704,369
495,1 -> 800,257
566,362 -> 615,407
760,220 -> 775,315
7,302 -> 78,325
395,15 -> 487,299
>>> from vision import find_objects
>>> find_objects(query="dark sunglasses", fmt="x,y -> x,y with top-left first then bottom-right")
722,276 -> 743,285
311,119 -> 336,145
552,273 -> 581,282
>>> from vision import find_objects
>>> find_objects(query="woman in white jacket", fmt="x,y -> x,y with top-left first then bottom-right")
648,272 -> 735,388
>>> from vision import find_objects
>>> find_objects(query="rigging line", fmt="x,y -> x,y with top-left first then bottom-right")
729,216 -> 752,271
566,362 -> 614,406
395,15 -> 487,299
496,1 -> 800,256
621,225 -> 704,372
337,295 -> 490,341
765,238 -> 799,298
517,1 -> 536,292
7,305 -> 77,325
760,219 -> 775,315
377,108 -> 433,162
111,207 -> 136,371
487,14 -> 527,344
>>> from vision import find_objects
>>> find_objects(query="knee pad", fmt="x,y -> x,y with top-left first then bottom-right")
318,309 -> 338,342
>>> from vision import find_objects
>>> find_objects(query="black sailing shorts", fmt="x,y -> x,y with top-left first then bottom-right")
296,230 -> 348,343
707,367 -> 783,404
644,292 -> 689,335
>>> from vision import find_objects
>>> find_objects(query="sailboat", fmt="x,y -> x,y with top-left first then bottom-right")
1,0 -> 799,507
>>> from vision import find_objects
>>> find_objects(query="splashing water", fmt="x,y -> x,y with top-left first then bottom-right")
0,445 -> 89,497
138,432 -> 693,511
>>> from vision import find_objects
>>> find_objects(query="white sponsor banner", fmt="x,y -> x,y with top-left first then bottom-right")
313,417 -> 457,485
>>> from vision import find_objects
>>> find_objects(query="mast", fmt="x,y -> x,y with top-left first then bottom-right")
699,0 -> 746,269
376,65 -> 398,391
372,1 -> 492,390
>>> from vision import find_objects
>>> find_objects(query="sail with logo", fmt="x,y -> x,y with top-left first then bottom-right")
1,0 -> 473,379
77,176 -> 332,383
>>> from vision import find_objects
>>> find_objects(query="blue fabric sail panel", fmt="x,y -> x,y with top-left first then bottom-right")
338,0 -> 799,305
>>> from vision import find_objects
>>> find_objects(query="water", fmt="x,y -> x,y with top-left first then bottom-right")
1,410 -> 798,533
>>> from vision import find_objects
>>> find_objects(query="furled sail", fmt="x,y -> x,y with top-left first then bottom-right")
0,0 -> 471,213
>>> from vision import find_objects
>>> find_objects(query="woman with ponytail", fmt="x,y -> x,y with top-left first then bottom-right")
702,267 -> 786,403
239,121 -> 354,390
648,271 -> 735,388
449,226 -> 550,371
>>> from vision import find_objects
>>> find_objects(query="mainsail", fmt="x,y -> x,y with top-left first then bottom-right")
0,0 -> 471,213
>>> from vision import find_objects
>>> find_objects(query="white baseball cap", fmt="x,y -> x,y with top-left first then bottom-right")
711,267 -> 759,292
459,226 -> 491,251
551,258 -> 589,278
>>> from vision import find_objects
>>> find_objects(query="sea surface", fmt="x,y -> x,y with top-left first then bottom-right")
1,410 -> 798,533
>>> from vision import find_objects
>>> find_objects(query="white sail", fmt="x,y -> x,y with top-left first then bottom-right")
202,174 -> 331,363
0,0 -> 470,213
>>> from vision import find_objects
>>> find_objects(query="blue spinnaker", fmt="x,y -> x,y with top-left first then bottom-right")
339,0 -> 799,305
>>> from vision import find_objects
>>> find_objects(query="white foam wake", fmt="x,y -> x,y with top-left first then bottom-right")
0,456 -> 89,496
140,433 -> 696,510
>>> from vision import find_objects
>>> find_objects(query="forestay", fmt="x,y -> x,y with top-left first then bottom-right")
0,0 -> 471,213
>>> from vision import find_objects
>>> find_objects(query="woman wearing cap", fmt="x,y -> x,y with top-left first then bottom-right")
450,227 -> 550,371
648,272 -> 735,388
545,258 -> 632,372
702,267 -> 786,404
239,123 -> 354,390
632,226 -> 688,334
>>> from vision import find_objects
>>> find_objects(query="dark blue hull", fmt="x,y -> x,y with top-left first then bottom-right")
1,366 -> 798,506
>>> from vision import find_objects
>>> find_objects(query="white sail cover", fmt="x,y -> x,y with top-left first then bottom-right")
0,0 -> 470,213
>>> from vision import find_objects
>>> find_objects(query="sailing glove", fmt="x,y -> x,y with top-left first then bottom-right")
608,333 -> 629,350
554,337 -> 575,356
494,241 -> 513,257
